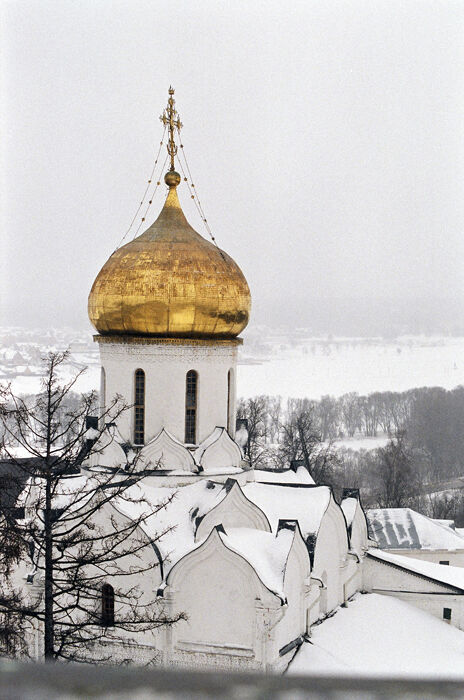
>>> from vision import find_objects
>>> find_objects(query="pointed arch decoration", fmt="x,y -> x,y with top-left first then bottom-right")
194,427 -> 242,471
140,428 -> 196,472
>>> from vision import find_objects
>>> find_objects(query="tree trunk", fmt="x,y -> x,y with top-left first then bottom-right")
44,474 -> 54,660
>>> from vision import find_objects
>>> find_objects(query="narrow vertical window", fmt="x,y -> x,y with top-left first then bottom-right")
134,369 -> 145,445
101,583 -> 115,627
100,367 -> 106,416
443,607 -> 452,621
185,370 -> 198,444
227,369 -> 232,434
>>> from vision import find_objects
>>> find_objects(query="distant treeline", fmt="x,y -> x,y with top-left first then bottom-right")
238,387 -> 464,524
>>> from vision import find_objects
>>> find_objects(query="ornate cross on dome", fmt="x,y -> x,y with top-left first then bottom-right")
160,86 -> 183,172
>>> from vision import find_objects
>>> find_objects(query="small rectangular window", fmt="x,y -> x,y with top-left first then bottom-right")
443,607 -> 452,621
439,560 -> 450,566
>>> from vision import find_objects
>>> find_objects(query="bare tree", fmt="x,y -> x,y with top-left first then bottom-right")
277,398 -> 339,483
340,393 -> 362,438
0,351 -> 183,663
371,433 -> 418,508
360,394 -> 380,437
316,395 -> 340,441
237,396 -> 269,468
265,395 -> 282,444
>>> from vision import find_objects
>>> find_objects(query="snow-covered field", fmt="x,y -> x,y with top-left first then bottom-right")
9,362 -> 100,398
238,336 -> 464,400
4,334 -> 464,403
288,593 -> 464,678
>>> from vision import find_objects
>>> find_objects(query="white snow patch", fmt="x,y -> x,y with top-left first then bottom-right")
220,527 -> 293,598
289,593 -> 464,678
238,337 -> 464,400
333,436 -> 390,452
115,480 -> 225,574
254,468 -> 315,485
341,498 -> 358,528
243,483 -> 330,537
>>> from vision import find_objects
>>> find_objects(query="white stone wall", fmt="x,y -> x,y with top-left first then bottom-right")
164,533 -> 281,671
363,555 -> 464,630
96,337 -> 240,445
349,505 -> 369,559
274,545 -> 308,653
312,499 -> 350,616
385,549 -> 464,568
365,590 -> 464,631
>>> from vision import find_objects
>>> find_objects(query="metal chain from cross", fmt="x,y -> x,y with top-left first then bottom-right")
159,86 -> 183,171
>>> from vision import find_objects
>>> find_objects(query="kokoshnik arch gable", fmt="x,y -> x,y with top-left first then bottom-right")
14,89 -> 464,670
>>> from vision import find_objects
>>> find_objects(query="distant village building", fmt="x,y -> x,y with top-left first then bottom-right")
10,89 -> 464,669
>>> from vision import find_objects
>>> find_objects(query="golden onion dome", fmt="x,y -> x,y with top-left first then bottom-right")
88,173 -> 251,338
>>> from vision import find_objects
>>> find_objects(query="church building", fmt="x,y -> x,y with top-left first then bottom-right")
14,89 -> 464,670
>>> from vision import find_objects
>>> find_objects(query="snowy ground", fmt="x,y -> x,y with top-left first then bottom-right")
331,436 -> 390,452
4,334 -> 464,404
288,593 -> 464,678
8,367 -> 100,398
238,336 -> 464,400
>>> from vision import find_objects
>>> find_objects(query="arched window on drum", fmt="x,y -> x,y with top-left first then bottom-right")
134,369 -> 145,445
100,367 -> 106,426
101,583 -> 115,627
185,370 -> 198,444
227,368 -> 234,435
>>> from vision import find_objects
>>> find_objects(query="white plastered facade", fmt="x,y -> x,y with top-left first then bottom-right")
97,336 -> 240,446
363,553 -> 464,631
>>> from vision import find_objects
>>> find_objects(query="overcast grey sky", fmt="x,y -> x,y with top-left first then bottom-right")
2,0 -> 463,332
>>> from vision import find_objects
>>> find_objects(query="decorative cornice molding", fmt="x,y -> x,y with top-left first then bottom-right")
98,342 -> 239,361
94,335 -> 243,347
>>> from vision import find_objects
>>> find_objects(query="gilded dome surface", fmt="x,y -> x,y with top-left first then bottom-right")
88,179 -> 251,338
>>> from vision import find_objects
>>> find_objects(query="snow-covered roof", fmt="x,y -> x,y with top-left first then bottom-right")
243,483 -> 331,539
219,527 -> 295,598
253,467 -> 314,485
19,473 -> 97,512
115,480 -> 225,575
367,549 -> 464,591
114,477 -> 328,580
433,519 -> 456,529
340,497 -> 358,529
367,507 -> 464,551
289,593 -> 464,678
